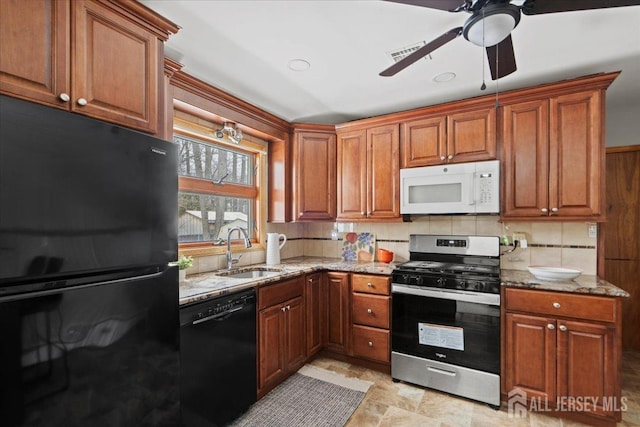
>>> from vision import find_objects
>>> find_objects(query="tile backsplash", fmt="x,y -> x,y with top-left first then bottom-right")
187,217 -> 598,276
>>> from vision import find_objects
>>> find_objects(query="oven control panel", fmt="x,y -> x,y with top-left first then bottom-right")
436,239 -> 467,248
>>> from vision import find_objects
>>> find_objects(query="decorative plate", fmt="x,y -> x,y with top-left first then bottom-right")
342,232 -> 376,262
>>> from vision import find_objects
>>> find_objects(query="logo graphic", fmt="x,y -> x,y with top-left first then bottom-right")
508,388 -> 528,418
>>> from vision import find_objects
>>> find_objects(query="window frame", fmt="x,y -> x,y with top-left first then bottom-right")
173,115 -> 265,256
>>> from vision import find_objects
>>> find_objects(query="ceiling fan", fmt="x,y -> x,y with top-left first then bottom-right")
380,0 -> 640,80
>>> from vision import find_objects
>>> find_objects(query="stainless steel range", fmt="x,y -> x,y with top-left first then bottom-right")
391,234 -> 501,407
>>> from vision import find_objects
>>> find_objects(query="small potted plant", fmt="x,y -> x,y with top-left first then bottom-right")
174,255 -> 193,282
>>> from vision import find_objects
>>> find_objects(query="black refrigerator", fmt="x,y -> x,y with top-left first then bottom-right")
0,95 -> 180,426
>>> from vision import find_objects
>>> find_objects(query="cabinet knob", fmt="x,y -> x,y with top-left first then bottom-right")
368,341 -> 373,347
281,307 -> 286,312
286,305 -> 291,311
541,208 -> 549,214
361,211 -> 365,216
367,308 -> 373,314
308,279 -> 313,283
77,97 -> 87,106
299,212 -> 303,217
559,325 -> 568,332
547,323 -> 555,330
553,302 -> 561,309
367,282 -> 373,287
447,154 -> 454,160
440,156 -> 446,161
550,207 -> 559,214
59,93 -> 70,102
367,211 -> 371,216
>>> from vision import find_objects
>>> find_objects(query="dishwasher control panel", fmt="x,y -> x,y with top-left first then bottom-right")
181,289 -> 256,326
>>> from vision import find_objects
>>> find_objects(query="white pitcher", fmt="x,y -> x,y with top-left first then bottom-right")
266,233 -> 287,265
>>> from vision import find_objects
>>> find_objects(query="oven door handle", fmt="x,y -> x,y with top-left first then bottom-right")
392,283 -> 500,306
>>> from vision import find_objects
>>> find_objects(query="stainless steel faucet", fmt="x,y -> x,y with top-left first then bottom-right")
226,226 -> 252,270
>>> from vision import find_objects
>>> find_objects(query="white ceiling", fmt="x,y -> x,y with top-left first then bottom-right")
141,0 -> 640,128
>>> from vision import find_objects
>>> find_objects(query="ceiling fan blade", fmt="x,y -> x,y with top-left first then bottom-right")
522,0 -> 640,15
486,35 -> 517,80
383,0 -> 468,12
380,27 -> 463,77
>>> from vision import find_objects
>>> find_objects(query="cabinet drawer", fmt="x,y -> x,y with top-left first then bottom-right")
352,325 -> 390,363
258,277 -> 304,310
352,293 -> 390,329
504,288 -> 617,323
351,274 -> 390,295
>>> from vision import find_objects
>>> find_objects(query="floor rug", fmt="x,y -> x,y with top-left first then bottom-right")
230,365 -> 372,427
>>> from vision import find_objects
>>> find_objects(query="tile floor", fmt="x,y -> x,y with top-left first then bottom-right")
309,351 -> 640,427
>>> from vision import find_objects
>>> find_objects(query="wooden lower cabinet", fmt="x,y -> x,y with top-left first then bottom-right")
503,288 -> 622,427
350,274 -> 391,364
325,271 -> 350,354
305,272 -> 324,356
257,277 -> 305,397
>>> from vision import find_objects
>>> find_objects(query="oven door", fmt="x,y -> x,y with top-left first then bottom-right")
392,284 -> 500,374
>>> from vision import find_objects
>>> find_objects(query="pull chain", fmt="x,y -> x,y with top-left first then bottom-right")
480,8 -> 486,91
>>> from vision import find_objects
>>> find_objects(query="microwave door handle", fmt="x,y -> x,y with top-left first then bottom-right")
468,174 -> 476,206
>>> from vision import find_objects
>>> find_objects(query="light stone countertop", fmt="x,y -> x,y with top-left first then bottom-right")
179,256 -> 397,306
179,258 -> 629,306
500,269 -> 630,297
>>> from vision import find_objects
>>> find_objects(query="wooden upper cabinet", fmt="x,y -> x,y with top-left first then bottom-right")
0,0 -> 70,106
501,99 -> 550,218
400,107 -> 496,168
0,0 -> 177,135
337,124 -> 400,220
401,115 -> 447,167
292,127 -> 336,221
337,130 -> 368,220
72,0 -> 159,133
501,90 -> 604,220
549,90 -> 603,218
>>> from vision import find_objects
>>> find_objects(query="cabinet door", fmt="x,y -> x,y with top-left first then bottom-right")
367,124 -> 400,219
400,116 -> 447,167
447,107 -> 496,163
325,272 -> 350,354
258,304 -> 285,392
549,90 -> 603,219
501,99 -> 550,218
305,273 -> 324,356
504,313 -> 557,404
73,0 -> 159,133
285,296 -> 306,372
337,130 -> 367,219
0,0 -> 70,108
293,131 -> 336,221
556,320 -> 617,418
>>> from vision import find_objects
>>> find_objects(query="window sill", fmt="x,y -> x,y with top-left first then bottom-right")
179,244 -> 264,258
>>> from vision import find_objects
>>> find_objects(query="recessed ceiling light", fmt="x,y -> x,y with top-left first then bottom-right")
288,59 -> 310,71
433,72 -> 456,83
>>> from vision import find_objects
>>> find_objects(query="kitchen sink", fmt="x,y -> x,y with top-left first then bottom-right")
217,268 -> 283,279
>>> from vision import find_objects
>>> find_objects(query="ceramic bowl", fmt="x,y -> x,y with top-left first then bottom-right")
376,248 -> 394,263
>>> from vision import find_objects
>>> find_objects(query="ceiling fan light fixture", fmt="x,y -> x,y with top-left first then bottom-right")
463,4 -> 520,47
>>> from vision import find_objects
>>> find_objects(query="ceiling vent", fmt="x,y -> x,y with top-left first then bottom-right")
387,41 -> 429,63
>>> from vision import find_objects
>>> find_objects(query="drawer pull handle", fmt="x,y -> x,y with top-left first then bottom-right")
559,325 -> 567,332
368,341 -> 373,347
427,366 -> 457,377
547,323 -> 555,330
367,308 -> 373,314
553,302 -> 561,309
367,282 -> 373,287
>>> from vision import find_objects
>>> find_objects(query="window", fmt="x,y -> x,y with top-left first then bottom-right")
173,114 -> 265,252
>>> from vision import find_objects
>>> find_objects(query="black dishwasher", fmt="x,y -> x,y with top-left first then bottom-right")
180,288 -> 256,426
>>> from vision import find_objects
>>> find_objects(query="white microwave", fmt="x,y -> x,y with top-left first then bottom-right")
400,160 -> 500,215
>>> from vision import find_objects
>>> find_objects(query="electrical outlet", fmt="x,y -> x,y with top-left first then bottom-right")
588,224 -> 597,238
512,232 -> 526,243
